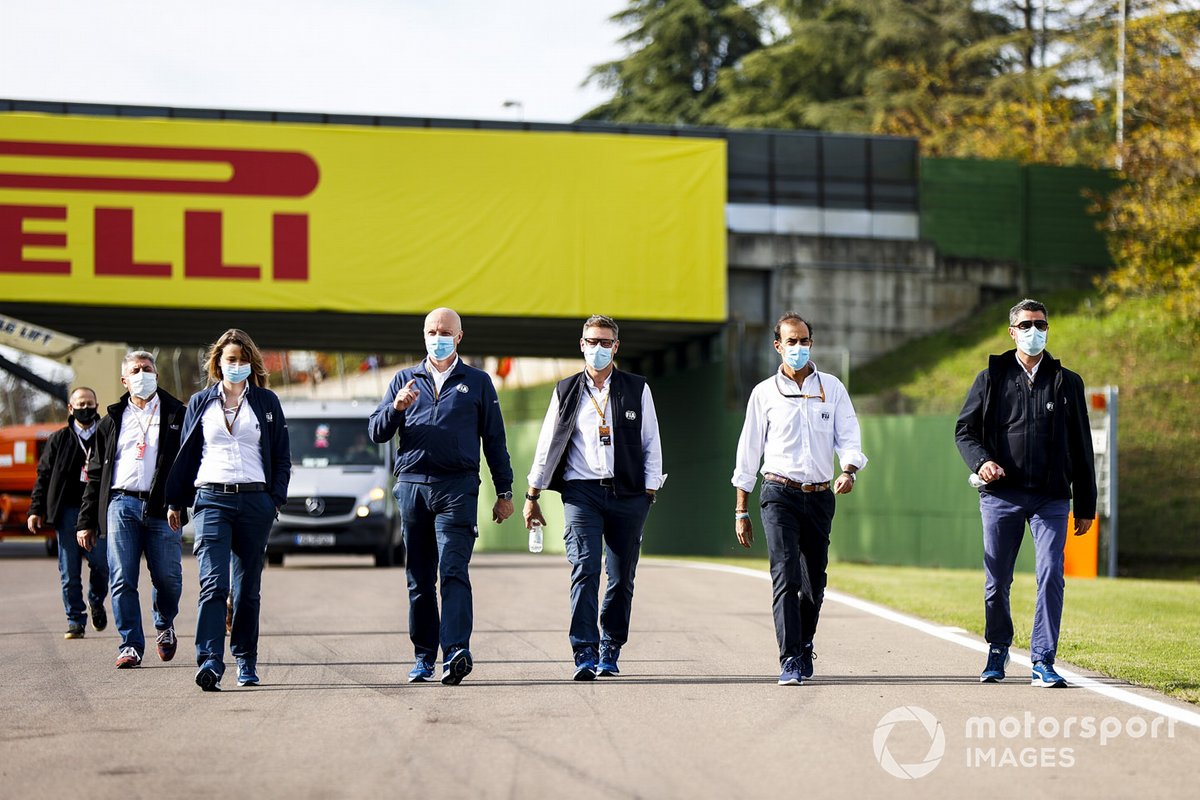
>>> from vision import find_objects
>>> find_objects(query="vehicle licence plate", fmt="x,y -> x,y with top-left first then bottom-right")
295,533 -> 335,547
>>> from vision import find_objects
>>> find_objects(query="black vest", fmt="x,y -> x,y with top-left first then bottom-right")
545,369 -> 648,497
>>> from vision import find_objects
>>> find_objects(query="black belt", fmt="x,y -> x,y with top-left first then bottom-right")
112,488 -> 152,501
199,482 -> 268,494
763,473 -> 830,492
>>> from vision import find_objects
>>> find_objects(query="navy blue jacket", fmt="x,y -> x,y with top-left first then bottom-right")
368,359 -> 513,493
955,349 -> 1096,519
166,384 -> 291,510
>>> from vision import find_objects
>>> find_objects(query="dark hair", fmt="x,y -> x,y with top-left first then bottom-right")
582,314 -> 619,339
774,312 -> 813,341
1008,298 -> 1048,326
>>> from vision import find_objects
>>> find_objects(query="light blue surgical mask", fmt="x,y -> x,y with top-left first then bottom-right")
222,362 -> 252,384
1016,327 -> 1047,357
426,335 -> 456,360
783,344 -> 811,371
584,345 -> 613,371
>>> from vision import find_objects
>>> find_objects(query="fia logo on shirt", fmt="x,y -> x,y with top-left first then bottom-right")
821,411 -> 831,421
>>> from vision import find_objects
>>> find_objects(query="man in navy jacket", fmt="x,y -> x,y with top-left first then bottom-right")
369,307 -> 514,686
956,298 -> 1096,688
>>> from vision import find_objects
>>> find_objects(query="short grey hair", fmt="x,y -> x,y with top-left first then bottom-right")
582,314 -> 619,339
1008,299 -> 1048,326
121,350 -> 156,375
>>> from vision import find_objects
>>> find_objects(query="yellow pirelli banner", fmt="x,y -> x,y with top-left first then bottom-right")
0,113 -> 726,322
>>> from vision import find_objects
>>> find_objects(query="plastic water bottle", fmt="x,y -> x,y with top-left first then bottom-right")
968,473 -> 987,489
528,522 -> 544,554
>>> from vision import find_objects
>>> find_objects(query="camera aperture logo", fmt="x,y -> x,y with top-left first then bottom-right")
873,706 -> 946,779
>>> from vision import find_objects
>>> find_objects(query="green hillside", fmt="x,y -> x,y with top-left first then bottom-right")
854,292 -> 1200,579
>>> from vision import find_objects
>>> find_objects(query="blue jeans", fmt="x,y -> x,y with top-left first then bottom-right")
56,506 -> 109,626
759,483 -> 835,662
192,488 -> 275,676
980,487 -> 1069,664
395,475 -> 479,662
106,495 -> 183,654
562,481 -> 652,653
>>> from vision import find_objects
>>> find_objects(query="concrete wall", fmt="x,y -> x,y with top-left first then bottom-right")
728,233 -> 1021,367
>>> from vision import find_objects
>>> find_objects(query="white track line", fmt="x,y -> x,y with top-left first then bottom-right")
663,560 -> 1200,730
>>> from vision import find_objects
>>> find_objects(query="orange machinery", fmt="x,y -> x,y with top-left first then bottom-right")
0,423 -> 62,556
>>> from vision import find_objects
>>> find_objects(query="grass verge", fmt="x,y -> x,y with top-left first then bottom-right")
690,557 -> 1200,705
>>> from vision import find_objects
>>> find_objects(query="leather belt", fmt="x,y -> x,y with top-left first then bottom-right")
112,488 -> 152,500
199,482 -> 268,494
763,473 -> 830,492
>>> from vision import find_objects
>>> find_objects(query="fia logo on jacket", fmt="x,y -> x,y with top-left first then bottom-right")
625,410 -> 637,420
457,384 -> 470,393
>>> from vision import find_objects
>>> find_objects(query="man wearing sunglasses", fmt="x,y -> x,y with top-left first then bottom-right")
731,312 -> 867,685
524,314 -> 666,680
955,298 -> 1096,688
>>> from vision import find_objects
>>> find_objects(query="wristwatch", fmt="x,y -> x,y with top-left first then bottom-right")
497,491 -> 514,500
525,492 -> 541,502
842,470 -> 856,483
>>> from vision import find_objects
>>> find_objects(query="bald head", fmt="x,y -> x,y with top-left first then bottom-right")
424,307 -> 462,336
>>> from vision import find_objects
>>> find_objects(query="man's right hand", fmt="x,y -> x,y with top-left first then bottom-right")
167,509 -> 181,531
392,379 -> 422,412
77,529 -> 97,552
26,514 -> 42,534
735,516 -> 753,549
978,461 -> 1006,483
522,497 -> 546,530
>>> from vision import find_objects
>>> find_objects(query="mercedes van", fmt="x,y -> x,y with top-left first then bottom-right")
267,400 -> 403,567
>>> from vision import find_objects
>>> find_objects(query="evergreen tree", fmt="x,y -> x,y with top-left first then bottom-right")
580,0 -> 764,124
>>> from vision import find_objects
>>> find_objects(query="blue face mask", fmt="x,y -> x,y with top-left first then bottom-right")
783,344 -> 811,371
1016,327 -> 1047,357
222,362 -> 252,384
426,335 -> 456,361
584,345 -> 613,370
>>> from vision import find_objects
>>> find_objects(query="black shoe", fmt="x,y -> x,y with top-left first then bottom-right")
195,661 -> 222,692
90,602 -> 107,632
64,622 -> 85,640
441,648 -> 473,686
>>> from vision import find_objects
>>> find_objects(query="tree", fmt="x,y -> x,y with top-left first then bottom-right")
580,0 -> 764,125
1099,7 -> 1200,322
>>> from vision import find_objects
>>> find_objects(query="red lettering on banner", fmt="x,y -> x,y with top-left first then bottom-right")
94,208 -> 171,277
184,211 -> 261,280
273,213 -> 308,281
0,204 -> 70,274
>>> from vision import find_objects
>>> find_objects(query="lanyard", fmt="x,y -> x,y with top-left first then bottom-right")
222,392 -> 245,435
775,369 -> 826,402
130,396 -> 159,444
583,381 -> 609,425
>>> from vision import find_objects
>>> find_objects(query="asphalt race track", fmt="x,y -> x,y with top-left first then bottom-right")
2,544 -> 1197,799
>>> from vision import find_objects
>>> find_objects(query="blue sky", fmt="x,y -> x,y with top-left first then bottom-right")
2,0 -> 628,122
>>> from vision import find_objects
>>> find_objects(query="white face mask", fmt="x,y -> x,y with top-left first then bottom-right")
125,371 -> 157,399
1015,326 -> 1047,357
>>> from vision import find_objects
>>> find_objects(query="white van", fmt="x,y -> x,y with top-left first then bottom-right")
267,400 -> 403,567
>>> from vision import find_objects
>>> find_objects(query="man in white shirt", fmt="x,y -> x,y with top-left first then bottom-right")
523,315 -> 666,680
731,313 -> 867,686
77,351 -> 187,670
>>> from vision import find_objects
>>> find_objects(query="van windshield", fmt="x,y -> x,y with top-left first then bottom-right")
289,418 -> 385,467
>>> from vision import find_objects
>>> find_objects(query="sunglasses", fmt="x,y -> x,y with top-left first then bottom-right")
1011,320 -> 1049,331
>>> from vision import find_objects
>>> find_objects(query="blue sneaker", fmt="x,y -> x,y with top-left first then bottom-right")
573,647 -> 598,681
980,645 -> 1010,683
441,648 -> 473,686
195,660 -> 222,692
799,643 -> 816,679
597,644 -> 621,677
778,656 -> 802,686
236,658 -> 259,687
408,657 -> 435,683
1031,661 -> 1067,688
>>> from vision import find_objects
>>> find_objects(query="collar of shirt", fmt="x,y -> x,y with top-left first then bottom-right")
73,420 -> 97,441
1015,352 -> 1043,382
426,355 -> 460,395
